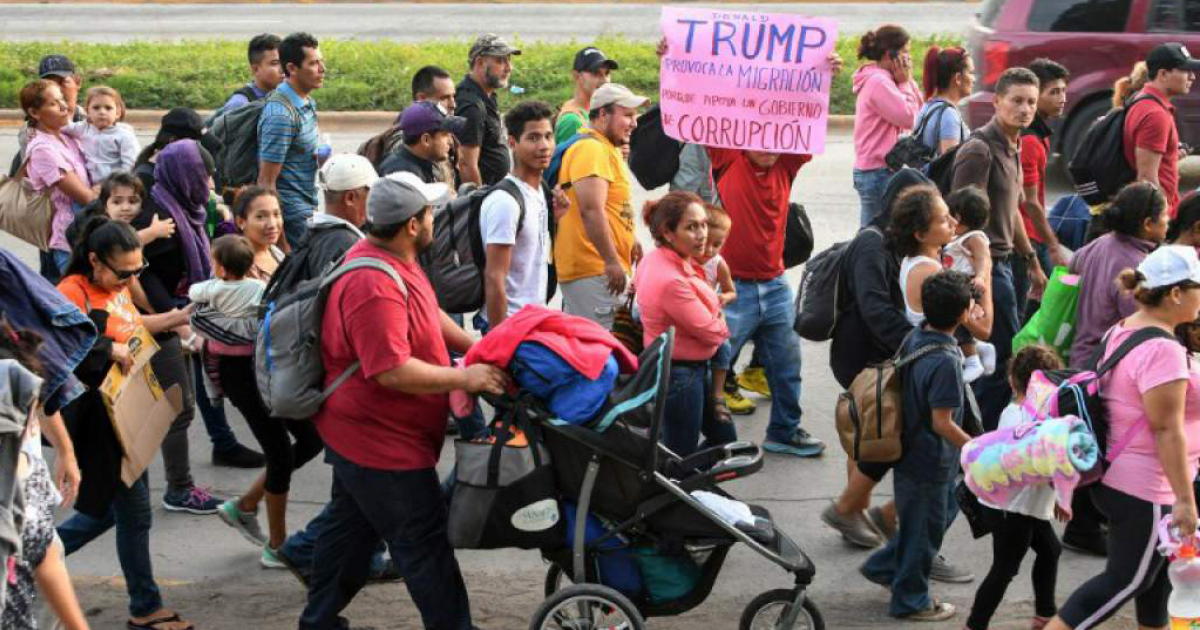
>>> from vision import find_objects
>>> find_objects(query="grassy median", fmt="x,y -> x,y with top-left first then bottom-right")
0,35 -> 961,115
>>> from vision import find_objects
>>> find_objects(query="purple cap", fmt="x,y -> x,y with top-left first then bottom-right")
400,101 -> 467,139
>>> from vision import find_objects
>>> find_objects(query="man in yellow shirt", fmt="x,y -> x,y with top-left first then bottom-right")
554,47 -> 618,145
554,83 -> 648,327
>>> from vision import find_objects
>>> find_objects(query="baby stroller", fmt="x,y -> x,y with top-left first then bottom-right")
475,329 -> 823,630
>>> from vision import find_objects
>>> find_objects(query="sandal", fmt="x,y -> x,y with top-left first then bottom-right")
714,399 -> 733,424
127,613 -> 195,630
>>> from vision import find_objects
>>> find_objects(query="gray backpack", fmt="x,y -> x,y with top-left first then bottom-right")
256,257 -> 407,420
208,90 -> 296,191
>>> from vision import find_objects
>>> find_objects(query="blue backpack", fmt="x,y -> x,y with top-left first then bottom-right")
543,133 -> 596,190
1048,194 -> 1092,252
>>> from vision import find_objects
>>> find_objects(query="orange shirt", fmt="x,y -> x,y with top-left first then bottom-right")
57,274 -> 142,343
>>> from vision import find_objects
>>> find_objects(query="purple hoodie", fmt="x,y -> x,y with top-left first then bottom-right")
852,64 -> 924,170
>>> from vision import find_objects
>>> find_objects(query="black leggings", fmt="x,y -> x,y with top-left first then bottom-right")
218,354 -> 323,495
1058,484 -> 1172,629
965,506 -> 1061,630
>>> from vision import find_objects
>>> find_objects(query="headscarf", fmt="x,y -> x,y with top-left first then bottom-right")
151,139 -> 212,294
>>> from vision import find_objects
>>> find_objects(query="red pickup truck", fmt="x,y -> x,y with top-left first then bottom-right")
964,0 -> 1200,163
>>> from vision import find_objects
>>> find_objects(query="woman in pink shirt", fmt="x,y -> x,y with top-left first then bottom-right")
1049,245 -> 1200,630
852,25 -> 923,227
19,79 -> 97,283
634,191 -> 733,458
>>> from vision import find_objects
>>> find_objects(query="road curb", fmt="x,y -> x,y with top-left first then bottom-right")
0,108 -> 857,133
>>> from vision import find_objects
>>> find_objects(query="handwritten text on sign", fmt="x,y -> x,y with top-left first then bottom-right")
659,7 -> 838,154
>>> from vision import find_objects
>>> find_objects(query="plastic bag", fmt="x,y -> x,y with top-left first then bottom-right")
1013,266 -> 1080,360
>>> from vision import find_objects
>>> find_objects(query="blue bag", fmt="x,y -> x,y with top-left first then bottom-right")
1049,194 -> 1092,252
510,341 -> 617,423
562,501 -> 643,598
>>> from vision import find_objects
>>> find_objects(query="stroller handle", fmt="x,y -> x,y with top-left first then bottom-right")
677,442 -> 765,492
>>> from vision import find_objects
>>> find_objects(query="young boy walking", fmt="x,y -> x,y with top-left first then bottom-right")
860,270 -> 976,622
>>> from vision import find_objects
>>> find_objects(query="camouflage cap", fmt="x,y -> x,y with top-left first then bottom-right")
469,33 -> 521,66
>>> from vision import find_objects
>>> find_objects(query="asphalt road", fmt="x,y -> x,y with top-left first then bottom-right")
1,125 -> 1141,629
0,2 -> 977,43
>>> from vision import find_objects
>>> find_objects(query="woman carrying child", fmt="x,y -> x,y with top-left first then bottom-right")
965,344 -> 1065,630
634,191 -> 734,458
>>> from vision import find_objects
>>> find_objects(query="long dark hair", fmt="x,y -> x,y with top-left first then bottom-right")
1102,181 -> 1166,239
857,25 -> 909,62
64,216 -> 142,280
0,316 -> 44,378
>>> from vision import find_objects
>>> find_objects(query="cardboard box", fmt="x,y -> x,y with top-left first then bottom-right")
99,328 -> 184,485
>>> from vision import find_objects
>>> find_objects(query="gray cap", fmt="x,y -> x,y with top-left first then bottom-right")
469,33 -> 521,66
590,83 -> 649,110
367,172 -> 450,225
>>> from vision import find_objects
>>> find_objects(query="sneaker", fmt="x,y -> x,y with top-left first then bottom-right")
212,443 -> 266,469
367,557 -> 404,584
763,428 -> 825,457
901,600 -> 956,622
867,505 -> 897,541
263,544 -> 311,587
962,355 -> 985,383
930,554 -> 975,583
726,391 -> 757,415
217,501 -> 267,547
1062,529 -> 1108,557
821,502 -> 882,548
737,367 -> 772,398
162,486 -> 221,515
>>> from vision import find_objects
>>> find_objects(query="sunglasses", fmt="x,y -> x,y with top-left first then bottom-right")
102,259 -> 148,281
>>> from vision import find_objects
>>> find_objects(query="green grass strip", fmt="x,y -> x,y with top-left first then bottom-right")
0,35 -> 962,115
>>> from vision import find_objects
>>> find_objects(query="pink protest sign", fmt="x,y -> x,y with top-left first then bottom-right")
659,6 -> 838,154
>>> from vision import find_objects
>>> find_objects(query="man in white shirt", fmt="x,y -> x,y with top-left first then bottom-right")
479,101 -> 564,328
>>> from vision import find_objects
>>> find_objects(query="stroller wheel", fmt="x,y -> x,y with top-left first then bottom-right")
740,588 -> 825,630
529,583 -> 645,630
544,562 -> 572,597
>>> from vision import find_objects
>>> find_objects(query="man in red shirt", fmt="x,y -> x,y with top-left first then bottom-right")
1125,42 -> 1199,216
1020,58 -> 1070,276
300,172 -> 507,630
709,148 -> 824,457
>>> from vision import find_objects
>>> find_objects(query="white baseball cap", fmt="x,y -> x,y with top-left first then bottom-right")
1138,245 -> 1200,288
589,83 -> 649,111
319,154 -> 378,192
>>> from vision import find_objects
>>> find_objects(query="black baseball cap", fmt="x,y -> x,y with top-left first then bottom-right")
573,47 -> 619,73
1147,42 -> 1200,77
38,54 -> 77,79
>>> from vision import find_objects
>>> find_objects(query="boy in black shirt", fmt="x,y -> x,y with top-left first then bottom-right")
860,270 -> 975,622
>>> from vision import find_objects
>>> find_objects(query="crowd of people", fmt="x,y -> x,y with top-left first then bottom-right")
1,21 -> 1200,630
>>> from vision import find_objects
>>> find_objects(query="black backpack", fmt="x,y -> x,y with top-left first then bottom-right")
1068,94 -> 1164,205
885,100 -> 951,171
793,227 -> 880,341
203,85 -> 261,129
420,179 -> 550,313
208,91 -> 297,193
628,104 -> 684,190
925,130 -> 987,195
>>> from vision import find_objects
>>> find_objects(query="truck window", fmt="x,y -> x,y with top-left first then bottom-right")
1028,0 -> 1134,31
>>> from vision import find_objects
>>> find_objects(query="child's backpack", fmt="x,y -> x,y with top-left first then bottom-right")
542,133 -> 595,190
419,179 -> 534,314
1068,94 -> 1163,205
255,257 -> 407,420
835,332 -> 957,463
357,123 -> 405,171
208,91 -> 297,193
1023,326 -> 1175,484
793,227 -> 880,342
628,104 -> 684,190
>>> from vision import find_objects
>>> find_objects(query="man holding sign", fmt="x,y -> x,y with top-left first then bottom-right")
659,7 -> 841,458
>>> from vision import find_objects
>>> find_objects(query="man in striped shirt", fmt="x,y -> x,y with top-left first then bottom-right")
258,32 -> 325,251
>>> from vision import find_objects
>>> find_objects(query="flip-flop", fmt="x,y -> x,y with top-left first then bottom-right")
127,614 -> 195,630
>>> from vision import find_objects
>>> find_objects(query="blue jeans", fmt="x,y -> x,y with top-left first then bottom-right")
281,495 -> 389,575
854,167 -> 892,227
722,276 -> 803,444
662,363 -> 737,457
57,475 -> 163,618
192,353 -> 239,453
972,259 -> 1019,432
282,204 -> 314,250
300,448 -> 472,630
861,472 -> 958,617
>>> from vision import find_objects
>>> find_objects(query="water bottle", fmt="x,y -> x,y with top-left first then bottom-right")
1169,543 -> 1200,629
317,133 -> 333,161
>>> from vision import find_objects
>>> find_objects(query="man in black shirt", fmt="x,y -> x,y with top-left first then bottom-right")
379,102 -> 466,184
456,33 -> 520,186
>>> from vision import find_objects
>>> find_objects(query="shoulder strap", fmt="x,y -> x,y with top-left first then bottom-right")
913,100 -> 951,141
895,341 -> 958,368
266,90 -> 301,127
490,178 -> 528,236
235,85 -> 259,102
1090,326 -> 1176,377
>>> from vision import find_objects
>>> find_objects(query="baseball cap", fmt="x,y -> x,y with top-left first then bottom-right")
320,154 -> 378,192
1138,244 -> 1200,288
160,107 -> 205,140
367,172 -> 450,225
589,83 -> 649,110
38,54 -> 77,79
400,101 -> 468,139
1147,42 -> 1200,77
574,47 -> 619,73
469,33 -> 521,66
